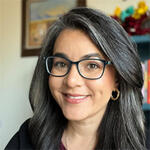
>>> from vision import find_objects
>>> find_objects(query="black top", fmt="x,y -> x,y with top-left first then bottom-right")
5,119 -> 33,150
145,111 -> 150,150
5,119 -> 66,150
5,116 -> 150,150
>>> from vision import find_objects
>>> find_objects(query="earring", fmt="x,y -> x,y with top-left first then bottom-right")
111,89 -> 120,100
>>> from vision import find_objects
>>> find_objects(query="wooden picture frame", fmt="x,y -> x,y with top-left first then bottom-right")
21,0 -> 86,57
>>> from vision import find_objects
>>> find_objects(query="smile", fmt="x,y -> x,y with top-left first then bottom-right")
63,93 -> 89,104
68,95 -> 87,99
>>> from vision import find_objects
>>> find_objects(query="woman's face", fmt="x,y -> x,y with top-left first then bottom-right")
49,29 -> 117,122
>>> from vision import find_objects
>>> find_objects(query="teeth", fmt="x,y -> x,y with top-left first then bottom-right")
68,95 -> 86,99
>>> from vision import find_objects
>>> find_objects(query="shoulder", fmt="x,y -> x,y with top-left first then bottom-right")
5,119 -> 34,150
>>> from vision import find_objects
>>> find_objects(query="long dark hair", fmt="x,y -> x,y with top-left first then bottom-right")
28,7 -> 146,150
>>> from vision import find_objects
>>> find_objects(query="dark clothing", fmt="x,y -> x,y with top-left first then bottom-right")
5,119 -> 33,150
5,115 -> 150,150
5,119 -> 66,150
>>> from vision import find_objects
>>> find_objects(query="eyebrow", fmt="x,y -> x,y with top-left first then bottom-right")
53,52 -> 102,59
81,53 -> 102,59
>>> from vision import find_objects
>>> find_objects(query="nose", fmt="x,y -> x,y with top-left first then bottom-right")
64,64 -> 84,88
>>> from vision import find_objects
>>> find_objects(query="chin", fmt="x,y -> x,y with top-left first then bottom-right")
63,110 -> 90,122
65,116 -> 87,122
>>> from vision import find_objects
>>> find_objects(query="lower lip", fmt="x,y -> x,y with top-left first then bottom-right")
63,95 -> 89,104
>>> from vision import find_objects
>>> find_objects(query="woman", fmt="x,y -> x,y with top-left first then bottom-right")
5,7 -> 146,150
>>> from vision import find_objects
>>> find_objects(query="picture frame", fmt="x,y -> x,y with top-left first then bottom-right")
21,0 -> 86,57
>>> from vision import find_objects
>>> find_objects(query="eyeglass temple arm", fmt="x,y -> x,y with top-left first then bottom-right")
107,61 -> 112,65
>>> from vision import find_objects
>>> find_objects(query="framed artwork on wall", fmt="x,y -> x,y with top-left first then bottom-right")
21,0 -> 86,57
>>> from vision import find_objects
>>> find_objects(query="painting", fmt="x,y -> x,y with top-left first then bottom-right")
21,0 -> 86,56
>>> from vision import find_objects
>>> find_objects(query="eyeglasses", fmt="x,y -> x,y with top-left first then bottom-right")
45,56 -> 112,80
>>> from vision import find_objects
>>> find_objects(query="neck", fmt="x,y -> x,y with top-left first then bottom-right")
66,110 -> 104,138
62,115 -> 103,150
67,120 -> 99,138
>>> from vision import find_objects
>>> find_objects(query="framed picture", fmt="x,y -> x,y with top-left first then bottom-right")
21,0 -> 86,57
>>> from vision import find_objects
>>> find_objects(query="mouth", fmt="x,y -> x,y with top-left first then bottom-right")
63,93 -> 89,104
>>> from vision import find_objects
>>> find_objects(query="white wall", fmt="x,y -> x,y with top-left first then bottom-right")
0,0 -> 150,149
87,0 -> 150,15
0,0 -> 37,149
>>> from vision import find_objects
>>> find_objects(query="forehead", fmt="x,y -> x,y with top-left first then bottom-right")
53,29 -> 106,60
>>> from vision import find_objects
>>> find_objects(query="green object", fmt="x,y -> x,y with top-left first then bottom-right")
121,11 -> 129,21
126,6 -> 134,15
120,6 -> 134,22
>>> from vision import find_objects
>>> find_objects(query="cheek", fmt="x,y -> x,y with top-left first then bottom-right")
48,77 -> 63,103
103,66 -> 117,90
86,70 -> 116,100
86,80 -> 112,99
49,77 -> 54,93
49,76 -> 63,89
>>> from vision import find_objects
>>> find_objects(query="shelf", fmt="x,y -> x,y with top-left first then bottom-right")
131,35 -> 150,44
131,35 -> 150,61
142,103 -> 150,110
131,35 -> 150,111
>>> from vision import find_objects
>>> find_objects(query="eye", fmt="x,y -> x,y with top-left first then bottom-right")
87,63 -> 100,70
53,61 -> 67,68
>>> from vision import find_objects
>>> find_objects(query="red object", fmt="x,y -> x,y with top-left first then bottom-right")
122,15 -> 150,35
111,16 -> 122,24
112,14 -> 150,35
148,60 -> 150,104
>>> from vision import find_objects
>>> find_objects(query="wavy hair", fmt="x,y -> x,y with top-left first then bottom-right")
28,7 -> 146,150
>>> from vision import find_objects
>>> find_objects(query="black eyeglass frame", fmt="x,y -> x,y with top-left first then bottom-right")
45,56 -> 112,80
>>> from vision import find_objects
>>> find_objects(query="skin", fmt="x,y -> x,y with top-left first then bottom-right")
49,29 -> 118,149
